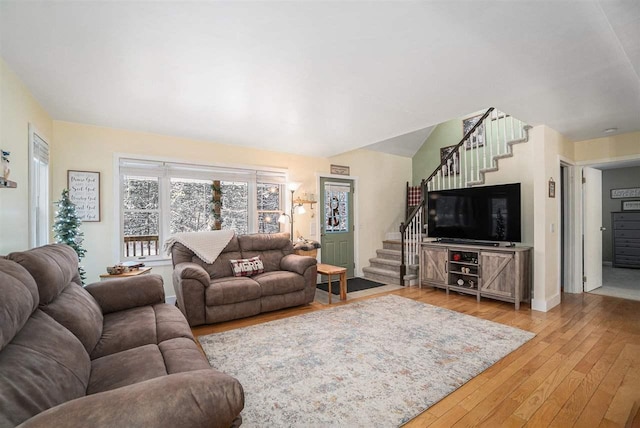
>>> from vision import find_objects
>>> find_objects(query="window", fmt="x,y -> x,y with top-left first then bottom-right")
118,158 -> 285,261
29,126 -> 49,247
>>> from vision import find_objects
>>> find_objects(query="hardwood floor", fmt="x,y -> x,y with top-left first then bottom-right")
191,286 -> 640,427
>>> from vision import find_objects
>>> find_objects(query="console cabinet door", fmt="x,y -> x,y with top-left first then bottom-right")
479,251 -> 515,298
421,246 -> 448,286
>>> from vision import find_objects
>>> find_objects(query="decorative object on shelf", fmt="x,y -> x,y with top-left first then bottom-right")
463,113 -> 485,149
53,189 -> 87,283
330,164 -> 350,176
2,149 -> 10,179
440,145 -> 460,176
621,200 -> 640,211
67,170 -> 100,222
457,279 -> 464,286
0,149 -> 16,188
548,177 -> 556,198
106,265 -> 129,275
452,253 -> 461,261
611,187 -> 640,199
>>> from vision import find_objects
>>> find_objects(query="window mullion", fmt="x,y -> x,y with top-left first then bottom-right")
160,174 -> 171,251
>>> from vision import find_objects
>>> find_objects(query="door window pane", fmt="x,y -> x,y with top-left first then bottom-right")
325,184 -> 349,233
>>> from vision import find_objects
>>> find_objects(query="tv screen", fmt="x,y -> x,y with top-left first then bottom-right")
427,183 -> 521,243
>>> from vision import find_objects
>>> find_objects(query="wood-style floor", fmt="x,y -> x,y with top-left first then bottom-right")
192,286 -> 640,427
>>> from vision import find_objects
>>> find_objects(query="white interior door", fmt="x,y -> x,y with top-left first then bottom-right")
583,167 -> 603,292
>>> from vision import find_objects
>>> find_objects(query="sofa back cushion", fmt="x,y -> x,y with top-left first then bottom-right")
172,237 -> 242,279
7,244 -> 104,354
0,310 -> 91,427
0,259 -> 38,351
238,233 -> 293,272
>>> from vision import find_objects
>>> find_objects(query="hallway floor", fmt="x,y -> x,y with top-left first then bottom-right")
588,265 -> 640,301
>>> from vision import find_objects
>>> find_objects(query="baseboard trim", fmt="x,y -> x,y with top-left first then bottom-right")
531,293 -> 561,312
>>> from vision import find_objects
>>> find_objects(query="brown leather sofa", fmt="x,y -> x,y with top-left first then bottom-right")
0,244 -> 244,428
171,233 -> 317,326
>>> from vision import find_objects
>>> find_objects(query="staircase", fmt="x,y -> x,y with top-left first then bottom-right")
365,107 -> 532,286
362,240 -> 403,285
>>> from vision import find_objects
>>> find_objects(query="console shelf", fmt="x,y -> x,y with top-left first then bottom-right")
419,242 -> 532,310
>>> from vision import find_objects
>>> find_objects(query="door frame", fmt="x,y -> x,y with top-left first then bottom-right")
316,173 -> 360,276
559,158 -> 582,294
572,153 -> 640,294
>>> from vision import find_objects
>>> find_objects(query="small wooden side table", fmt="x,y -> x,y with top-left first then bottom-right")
317,263 -> 347,304
99,267 -> 152,281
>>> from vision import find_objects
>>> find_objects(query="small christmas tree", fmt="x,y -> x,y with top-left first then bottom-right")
54,189 -> 87,283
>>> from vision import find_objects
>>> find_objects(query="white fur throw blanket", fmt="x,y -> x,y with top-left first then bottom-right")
164,230 -> 235,264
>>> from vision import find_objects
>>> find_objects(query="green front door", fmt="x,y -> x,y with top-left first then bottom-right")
320,177 -> 354,277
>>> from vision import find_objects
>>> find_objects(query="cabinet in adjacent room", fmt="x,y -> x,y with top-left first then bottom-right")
612,212 -> 640,268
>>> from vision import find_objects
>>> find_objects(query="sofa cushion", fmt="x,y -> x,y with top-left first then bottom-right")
253,271 -> 306,296
229,256 -> 264,277
159,337 -> 211,373
88,344 -> 167,394
0,259 -> 38,351
0,310 -> 90,427
91,306 -> 157,359
238,233 -> 293,272
7,244 -> 81,304
206,277 -> 261,306
91,304 -> 195,359
7,244 -> 104,354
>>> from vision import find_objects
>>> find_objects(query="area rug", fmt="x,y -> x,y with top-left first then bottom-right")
198,295 -> 534,427
316,277 -> 386,295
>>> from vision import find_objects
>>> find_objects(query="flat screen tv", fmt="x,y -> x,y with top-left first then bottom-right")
427,183 -> 521,243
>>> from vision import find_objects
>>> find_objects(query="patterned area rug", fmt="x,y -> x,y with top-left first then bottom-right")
198,295 -> 534,427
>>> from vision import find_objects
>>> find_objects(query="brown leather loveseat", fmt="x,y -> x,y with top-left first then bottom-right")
171,233 -> 317,326
0,244 -> 244,428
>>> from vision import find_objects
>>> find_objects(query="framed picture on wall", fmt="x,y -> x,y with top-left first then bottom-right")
463,114 -> 485,150
440,145 -> 460,176
67,170 -> 100,222
622,200 -> 640,211
611,187 -> 640,199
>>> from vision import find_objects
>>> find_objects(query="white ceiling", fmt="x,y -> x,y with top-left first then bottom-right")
1,1 -> 639,158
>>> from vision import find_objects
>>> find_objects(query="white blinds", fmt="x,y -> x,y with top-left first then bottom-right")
119,158 -> 286,183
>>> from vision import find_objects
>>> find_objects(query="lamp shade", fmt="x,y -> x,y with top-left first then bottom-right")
278,213 -> 289,224
288,182 -> 302,192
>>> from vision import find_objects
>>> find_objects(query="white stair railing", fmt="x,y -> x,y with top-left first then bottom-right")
401,107 -> 531,284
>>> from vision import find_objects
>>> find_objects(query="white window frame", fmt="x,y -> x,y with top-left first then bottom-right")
114,154 -> 286,263
28,124 -> 50,248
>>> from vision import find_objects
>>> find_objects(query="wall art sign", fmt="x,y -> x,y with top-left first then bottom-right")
548,177 -> 556,198
330,164 -> 350,176
622,200 -> 640,211
67,170 -> 100,222
611,188 -> 640,199
463,114 -> 485,150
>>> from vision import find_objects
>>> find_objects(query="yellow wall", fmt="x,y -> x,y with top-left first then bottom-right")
573,132 -> 640,163
52,121 -> 411,297
329,149 -> 412,272
0,58 -> 53,254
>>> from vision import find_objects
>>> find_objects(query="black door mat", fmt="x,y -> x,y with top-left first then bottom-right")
317,277 -> 386,295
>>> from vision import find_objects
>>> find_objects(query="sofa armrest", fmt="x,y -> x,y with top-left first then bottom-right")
18,369 -> 244,428
280,254 -> 317,276
173,262 -> 211,327
85,274 -> 165,314
174,262 -> 210,287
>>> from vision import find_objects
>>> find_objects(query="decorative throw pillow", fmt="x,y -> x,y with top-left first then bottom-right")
229,256 -> 264,277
